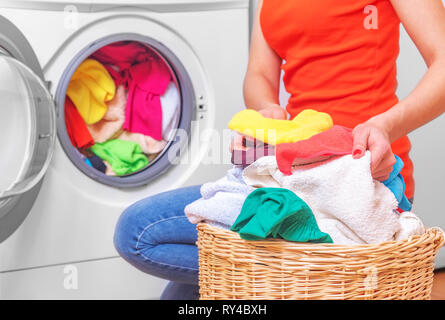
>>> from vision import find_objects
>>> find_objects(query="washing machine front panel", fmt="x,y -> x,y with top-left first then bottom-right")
0,7 -> 248,272
0,0 -> 249,12
0,16 -> 56,243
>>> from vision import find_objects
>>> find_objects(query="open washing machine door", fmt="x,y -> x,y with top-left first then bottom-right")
0,16 -> 56,243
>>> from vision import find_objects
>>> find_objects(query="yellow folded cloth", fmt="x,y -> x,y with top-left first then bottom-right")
67,59 -> 116,125
228,109 -> 333,145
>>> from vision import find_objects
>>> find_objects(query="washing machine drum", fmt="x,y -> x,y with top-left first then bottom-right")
0,53 -> 56,242
55,35 -> 195,188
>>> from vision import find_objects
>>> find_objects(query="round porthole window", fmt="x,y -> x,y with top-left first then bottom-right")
56,34 -> 195,188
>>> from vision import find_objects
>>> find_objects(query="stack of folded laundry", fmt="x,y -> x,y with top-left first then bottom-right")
64,41 -> 180,176
185,108 -> 425,245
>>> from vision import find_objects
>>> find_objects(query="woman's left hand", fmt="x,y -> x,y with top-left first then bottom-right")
352,121 -> 396,181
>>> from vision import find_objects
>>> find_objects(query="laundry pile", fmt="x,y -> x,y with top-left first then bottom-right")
64,41 -> 180,176
185,109 -> 425,245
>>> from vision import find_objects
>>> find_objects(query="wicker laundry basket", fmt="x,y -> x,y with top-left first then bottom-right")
197,223 -> 445,300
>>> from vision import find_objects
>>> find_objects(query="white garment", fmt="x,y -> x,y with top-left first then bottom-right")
185,167 -> 254,229
395,211 -> 425,241
242,152 -> 401,245
161,82 -> 180,141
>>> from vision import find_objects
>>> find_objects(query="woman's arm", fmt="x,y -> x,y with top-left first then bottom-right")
377,0 -> 445,141
353,0 -> 445,180
243,0 -> 286,119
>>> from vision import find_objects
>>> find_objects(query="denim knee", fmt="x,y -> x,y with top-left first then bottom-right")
113,186 -> 201,284
114,200 -> 150,262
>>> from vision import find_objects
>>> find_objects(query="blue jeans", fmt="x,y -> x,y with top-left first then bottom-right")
114,185 -> 202,300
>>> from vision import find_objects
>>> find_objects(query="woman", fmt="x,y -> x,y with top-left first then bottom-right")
114,0 -> 445,299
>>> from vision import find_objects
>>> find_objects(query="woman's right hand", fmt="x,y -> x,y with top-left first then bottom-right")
257,104 -> 287,120
229,104 -> 286,152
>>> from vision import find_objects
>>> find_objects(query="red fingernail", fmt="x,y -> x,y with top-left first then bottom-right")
353,149 -> 362,157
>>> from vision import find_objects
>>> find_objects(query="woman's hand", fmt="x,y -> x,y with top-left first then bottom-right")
230,105 -> 286,152
257,104 -> 287,120
352,120 -> 396,181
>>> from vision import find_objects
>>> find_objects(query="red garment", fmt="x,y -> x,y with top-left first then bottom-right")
64,97 -> 94,149
91,42 -> 171,141
276,125 -> 353,175
260,0 -> 414,198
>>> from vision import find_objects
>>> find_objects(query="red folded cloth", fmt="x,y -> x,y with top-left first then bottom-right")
91,42 -> 171,141
276,125 -> 353,175
64,97 -> 94,149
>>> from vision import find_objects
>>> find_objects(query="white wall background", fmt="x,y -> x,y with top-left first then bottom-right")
249,0 -> 445,267
398,27 -> 445,267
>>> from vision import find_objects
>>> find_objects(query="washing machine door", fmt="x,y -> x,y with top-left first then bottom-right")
0,16 -> 56,243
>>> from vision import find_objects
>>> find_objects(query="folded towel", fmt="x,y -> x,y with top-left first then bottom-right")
383,155 -> 412,212
231,188 -> 333,243
276,125 -> 353,175
394,211 -> 425,241
87,85 -> 126,143
184,167 -> 254,229
275,125 -> 411,211
242,152 -> 401,245
228,109 -> 333,145
66,59 -> 116,125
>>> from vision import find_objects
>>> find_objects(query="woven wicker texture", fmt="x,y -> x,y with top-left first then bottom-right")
197,223 -> 444,300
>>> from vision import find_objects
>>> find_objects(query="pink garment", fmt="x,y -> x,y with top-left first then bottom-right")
91,42 -> 171,141
276,125 -> 353,175
92,42 -> 148,75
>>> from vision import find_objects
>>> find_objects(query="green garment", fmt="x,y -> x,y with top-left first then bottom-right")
90,139 -> 149,176
230,188 -> 332,243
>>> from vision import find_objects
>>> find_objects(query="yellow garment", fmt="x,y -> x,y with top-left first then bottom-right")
67,59 -> 116,125
228,109 -> 333,145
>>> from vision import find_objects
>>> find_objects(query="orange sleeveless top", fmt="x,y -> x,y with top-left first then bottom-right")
260,0 -> 414,198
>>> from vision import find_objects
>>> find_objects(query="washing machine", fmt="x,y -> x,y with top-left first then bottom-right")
0,0 -> 250,299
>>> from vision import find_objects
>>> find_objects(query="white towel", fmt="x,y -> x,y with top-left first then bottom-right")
242,152 -> 401,245
185,166 -> 254,229
161,82 -> 180,141
395,211 -> 425,241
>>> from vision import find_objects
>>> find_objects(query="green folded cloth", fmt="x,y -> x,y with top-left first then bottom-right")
90,139 -> 149,176
230,188 -> 332,243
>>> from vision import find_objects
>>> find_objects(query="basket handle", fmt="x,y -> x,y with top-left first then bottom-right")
431,227 -> 445,250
